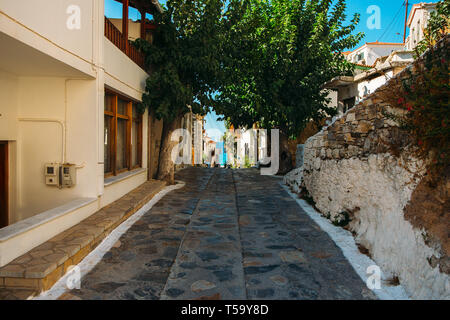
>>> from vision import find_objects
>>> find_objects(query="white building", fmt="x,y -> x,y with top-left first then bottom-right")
345,41 -> 405,67
405,2 -> 438,51
325,50 -> 414,113
0,0 -> 163,271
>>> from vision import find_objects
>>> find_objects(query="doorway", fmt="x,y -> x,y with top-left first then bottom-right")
0,142 -> 8,228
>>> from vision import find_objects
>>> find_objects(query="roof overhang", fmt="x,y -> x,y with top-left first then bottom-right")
322,76 -> 355,89
407,3 -> 437,27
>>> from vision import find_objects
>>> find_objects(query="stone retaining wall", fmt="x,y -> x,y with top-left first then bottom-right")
293,49 -> 449,299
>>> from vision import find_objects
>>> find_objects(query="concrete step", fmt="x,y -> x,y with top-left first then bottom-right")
0,180 -> 166,296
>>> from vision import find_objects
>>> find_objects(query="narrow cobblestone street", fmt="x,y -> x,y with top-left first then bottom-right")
65,168 -> 376,300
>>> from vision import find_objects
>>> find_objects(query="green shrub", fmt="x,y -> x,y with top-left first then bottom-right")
382,38 -> 449,178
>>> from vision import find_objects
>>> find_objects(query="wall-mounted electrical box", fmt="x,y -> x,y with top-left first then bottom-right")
61,163 -> 76,188
45,163 -> 60,186
44,163 -> 77,188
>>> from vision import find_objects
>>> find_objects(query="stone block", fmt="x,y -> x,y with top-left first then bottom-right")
54,244 -> 80,257
367,107 -> 378,120
362,98 -> 373,107
351,132 -> 362,139
342,125 -> 352,134
344,133 -> 354,142
348,145 -> 360,157
0,264 -> 25,278
356,121 -> 372,134
363,139 -> 372,152
4,277 -> 39,289
346,112 -> 356,122
71,245 -> 91,265
355,111 -> 368,121
40,265 -> 64,292
374,119 -> 384,129
63,258 -> 74,274
24,262 -> 57,279
333,149 -> 340,159
295,144 -> 305,168
43,252 -> 68,266
327,132 -> 336,141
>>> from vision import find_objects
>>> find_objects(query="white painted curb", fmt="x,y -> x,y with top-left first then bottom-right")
281,182 -> 411,300
34,181 -> 186,300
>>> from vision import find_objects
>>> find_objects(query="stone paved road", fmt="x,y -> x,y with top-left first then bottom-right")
65,168 -> 376,300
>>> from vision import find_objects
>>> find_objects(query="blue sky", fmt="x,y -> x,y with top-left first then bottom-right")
105,0 -> 436,49
345,0 -> 437,49
105,0 -> 438,141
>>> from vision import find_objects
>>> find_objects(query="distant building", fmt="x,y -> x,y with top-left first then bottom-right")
324,50 -> 414,114
203,136 -> 217,167
405,2 -> 438,51
345,42 -> 405,67
215,141 -> 226,167
0,0 -> 163,267
321,41 -> 411,114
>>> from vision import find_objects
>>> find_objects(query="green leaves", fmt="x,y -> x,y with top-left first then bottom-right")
415,0 -> 450,56
135,0 -> 363,138
215,0 -> 363,137
134,0 -> 229,122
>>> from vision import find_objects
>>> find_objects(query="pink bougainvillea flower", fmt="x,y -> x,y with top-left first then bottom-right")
397,97 -> 405,104
418,140 -> 423,146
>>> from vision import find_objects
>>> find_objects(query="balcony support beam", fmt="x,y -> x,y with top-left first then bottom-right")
122,0 -> 129,54
140,9 -> 146,40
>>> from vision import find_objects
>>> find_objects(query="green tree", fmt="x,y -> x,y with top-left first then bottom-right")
134,0 -> 228,184
214,0 -> 363,173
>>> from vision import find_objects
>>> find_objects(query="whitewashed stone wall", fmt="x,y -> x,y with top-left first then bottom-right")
286,57 -> 449,298
301,143 -> 449,299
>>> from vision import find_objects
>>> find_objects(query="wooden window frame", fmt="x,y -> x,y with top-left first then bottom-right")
0,141 -> 9,229
104,89 -> 143,177
131,108 -> 143,170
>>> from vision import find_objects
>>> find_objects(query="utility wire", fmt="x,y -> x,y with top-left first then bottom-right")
377,1 -> 406,42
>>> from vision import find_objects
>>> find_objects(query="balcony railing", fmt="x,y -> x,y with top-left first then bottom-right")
105,17 -> 145,70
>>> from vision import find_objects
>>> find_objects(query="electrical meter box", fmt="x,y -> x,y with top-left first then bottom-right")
61,164 -> 76,188
45,163 -> 60,186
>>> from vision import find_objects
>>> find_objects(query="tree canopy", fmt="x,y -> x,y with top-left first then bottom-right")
134,0 -> 228,122
214,0 -> 364,138
133,0 -> 364,180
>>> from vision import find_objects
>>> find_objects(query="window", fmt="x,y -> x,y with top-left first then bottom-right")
104,90 -> 143,177
417,20 -> 421,42
357,52 -> 364,62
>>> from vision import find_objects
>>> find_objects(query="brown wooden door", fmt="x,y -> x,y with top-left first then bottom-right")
0,142 -> 8,228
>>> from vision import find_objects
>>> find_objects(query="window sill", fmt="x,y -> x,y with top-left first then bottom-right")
104,168 -> 147,187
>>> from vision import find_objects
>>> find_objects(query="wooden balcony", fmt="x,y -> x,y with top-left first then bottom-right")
105,17 -> 145,70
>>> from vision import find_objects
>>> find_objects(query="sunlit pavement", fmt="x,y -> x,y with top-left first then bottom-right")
63,167 -> 376,300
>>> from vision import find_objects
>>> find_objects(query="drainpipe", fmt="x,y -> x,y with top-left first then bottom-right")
18,118 -> 66,163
